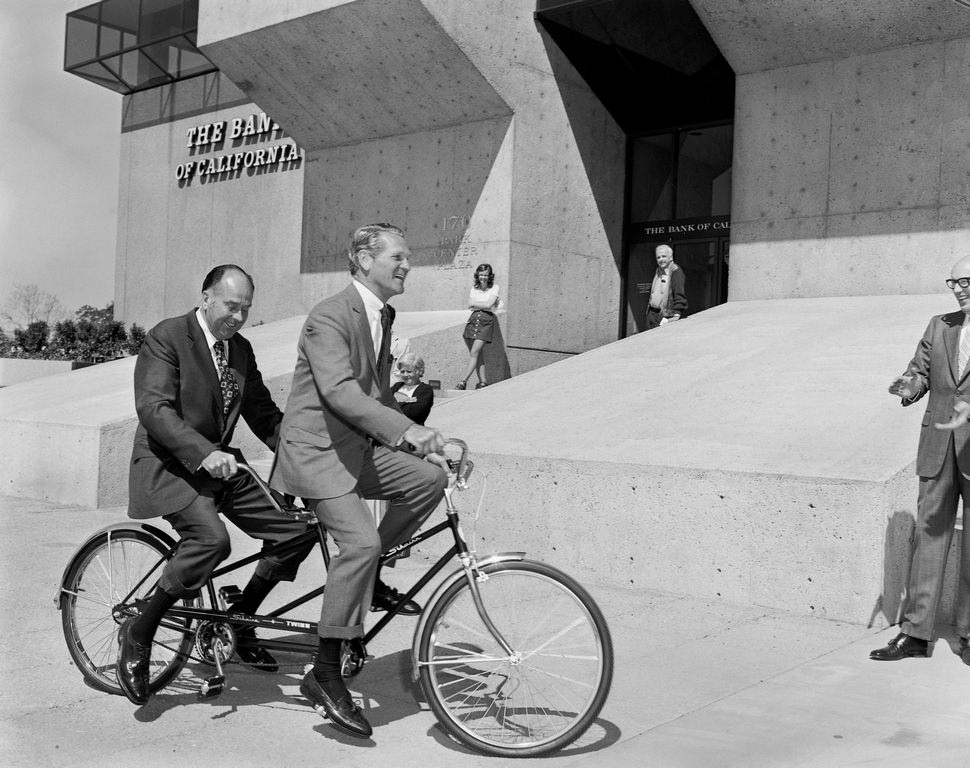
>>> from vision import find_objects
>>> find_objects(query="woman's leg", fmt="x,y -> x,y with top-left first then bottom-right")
460,338 -> 485,385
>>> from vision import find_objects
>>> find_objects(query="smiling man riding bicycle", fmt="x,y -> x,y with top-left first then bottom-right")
117,264 -> 318,706
269,223 -> 449,738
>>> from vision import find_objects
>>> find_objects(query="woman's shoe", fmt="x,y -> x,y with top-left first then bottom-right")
476,381 -> 487,389
455,381 -> 466,390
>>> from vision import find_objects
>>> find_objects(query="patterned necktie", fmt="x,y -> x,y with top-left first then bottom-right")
378,305 -> 393,378
213,341 -> 239,416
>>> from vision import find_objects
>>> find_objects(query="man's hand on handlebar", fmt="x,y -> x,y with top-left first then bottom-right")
201,450 -> 239,479
401,425 -> 451,474
402,424 -> 445,455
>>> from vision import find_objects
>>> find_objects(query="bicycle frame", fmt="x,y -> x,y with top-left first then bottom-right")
64,440 -> 524,665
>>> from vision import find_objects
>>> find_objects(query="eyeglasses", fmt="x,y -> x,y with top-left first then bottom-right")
946,277 -> 970,289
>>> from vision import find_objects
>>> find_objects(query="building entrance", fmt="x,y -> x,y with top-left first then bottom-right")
622,124 -> 733,337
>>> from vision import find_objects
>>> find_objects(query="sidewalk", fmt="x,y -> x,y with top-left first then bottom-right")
1,494 -> 967,768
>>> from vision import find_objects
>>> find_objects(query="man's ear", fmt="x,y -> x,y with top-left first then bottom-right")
357,252 -> 373,274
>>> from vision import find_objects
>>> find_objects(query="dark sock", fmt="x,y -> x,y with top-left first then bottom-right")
233,573 -> 278,617
131,589 -> 177,646
312,638 -> 347,697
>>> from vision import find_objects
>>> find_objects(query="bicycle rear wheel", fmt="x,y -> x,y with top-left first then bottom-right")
417,560 -> 613,757
60,527 -> 195,695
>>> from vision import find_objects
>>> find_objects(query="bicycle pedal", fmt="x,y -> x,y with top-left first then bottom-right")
218,585 -> 244,604
199,675 -> 225,699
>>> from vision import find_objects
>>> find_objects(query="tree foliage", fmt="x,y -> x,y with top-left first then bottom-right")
0,300 -> 145,362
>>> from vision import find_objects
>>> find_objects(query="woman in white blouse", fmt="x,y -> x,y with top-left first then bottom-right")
457,263 -> 501,389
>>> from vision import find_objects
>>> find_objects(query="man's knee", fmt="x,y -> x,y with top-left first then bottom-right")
195,527 -> 232,562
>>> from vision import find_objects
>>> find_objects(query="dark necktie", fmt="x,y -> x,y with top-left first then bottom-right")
213,341 -> 239,416
378,305 -> 393,379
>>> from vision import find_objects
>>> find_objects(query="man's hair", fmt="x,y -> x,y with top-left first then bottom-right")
202,264 -> 255,292
347,223 -> 405,275
655,244 -> 673,258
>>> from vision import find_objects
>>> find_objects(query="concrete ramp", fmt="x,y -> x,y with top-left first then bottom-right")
2,294 -> 958,625
425,294 -> 950,625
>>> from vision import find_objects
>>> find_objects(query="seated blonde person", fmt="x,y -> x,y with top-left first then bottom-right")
391,353 -> 434,426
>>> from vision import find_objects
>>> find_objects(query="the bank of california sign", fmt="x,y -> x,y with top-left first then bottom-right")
175,112 -> 302,182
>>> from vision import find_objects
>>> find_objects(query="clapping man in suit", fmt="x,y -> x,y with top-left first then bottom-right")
117,265 -> 316,705
270,223 -> 448,738
870,254 -> 970,663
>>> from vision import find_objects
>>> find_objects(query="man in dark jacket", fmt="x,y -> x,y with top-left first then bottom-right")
117,264 -> 314,705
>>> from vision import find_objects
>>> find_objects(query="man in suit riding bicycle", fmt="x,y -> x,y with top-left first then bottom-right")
117,264 -> 316,705
270,223 -> 449,738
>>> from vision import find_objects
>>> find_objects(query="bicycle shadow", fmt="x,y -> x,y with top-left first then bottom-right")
131,643 -> 621,755
131,646 -> 422,728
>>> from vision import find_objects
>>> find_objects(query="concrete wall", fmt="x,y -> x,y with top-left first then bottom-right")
115,77 -> 306,331
0,359 -> 74,387
194,0 -> 625,378
729,38 -> 970,300
425,293 -> 956,625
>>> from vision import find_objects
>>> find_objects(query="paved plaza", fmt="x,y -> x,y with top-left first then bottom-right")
2,494 -> 968,768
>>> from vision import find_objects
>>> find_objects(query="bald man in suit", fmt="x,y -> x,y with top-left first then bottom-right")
871,254 -> 970,664
116,265 -> 315,706
270,223 -> 448,738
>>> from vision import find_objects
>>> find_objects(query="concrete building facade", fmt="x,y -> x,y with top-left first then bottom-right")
45,0 -> 970,624
67,0 -> 970,375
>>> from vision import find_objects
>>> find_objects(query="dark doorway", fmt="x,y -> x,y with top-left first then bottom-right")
535,0 -> 735,338
624,123 -> 733,335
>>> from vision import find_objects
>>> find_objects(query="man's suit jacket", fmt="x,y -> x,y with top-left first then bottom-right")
902,310 -> 970,477
270,283 -> 413,499
128,309 -> 282,519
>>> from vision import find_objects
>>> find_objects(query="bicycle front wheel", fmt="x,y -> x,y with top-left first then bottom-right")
60,527 -> 195,695
417,560 -> 613,757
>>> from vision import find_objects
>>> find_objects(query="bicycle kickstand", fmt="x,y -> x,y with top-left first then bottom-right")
199,636 -> 227,698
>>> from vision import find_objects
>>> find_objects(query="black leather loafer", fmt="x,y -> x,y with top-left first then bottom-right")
959,637 -> 970,666
300,671 -> 372,738
869,632 -> 929,661
370,580 -> 421,615
116,618 -> 152,704
235,628 -> 279,672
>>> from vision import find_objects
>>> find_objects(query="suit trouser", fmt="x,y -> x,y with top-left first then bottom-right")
308,446 -> 448,639
902,439 -> 970,641
159,470 -> 316,598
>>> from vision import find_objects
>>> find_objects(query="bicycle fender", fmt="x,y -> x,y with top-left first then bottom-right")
410,551 -> 525,681
54,522 -> 177,608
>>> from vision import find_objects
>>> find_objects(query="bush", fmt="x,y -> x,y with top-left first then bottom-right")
126,324 -> 146,356
2,303 -> 144,364
13,321 -> 49,355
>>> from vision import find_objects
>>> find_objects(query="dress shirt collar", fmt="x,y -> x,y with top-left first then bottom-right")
195,308 -> 222,353
352,279 -> 385,315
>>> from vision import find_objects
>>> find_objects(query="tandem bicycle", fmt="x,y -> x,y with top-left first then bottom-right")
57,439 -> 613,757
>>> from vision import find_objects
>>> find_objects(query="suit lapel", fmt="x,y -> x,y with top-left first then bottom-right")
184,309 -> 226,427
944,312 -> 964,384
346,284 -> 380,379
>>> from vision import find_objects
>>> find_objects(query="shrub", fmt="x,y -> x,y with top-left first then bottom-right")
13,321 -> 49,355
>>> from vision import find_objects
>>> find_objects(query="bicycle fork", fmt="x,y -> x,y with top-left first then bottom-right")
410,551 -> 526,680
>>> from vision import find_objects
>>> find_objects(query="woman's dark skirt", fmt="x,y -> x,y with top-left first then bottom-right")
463,310 -> 496,343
